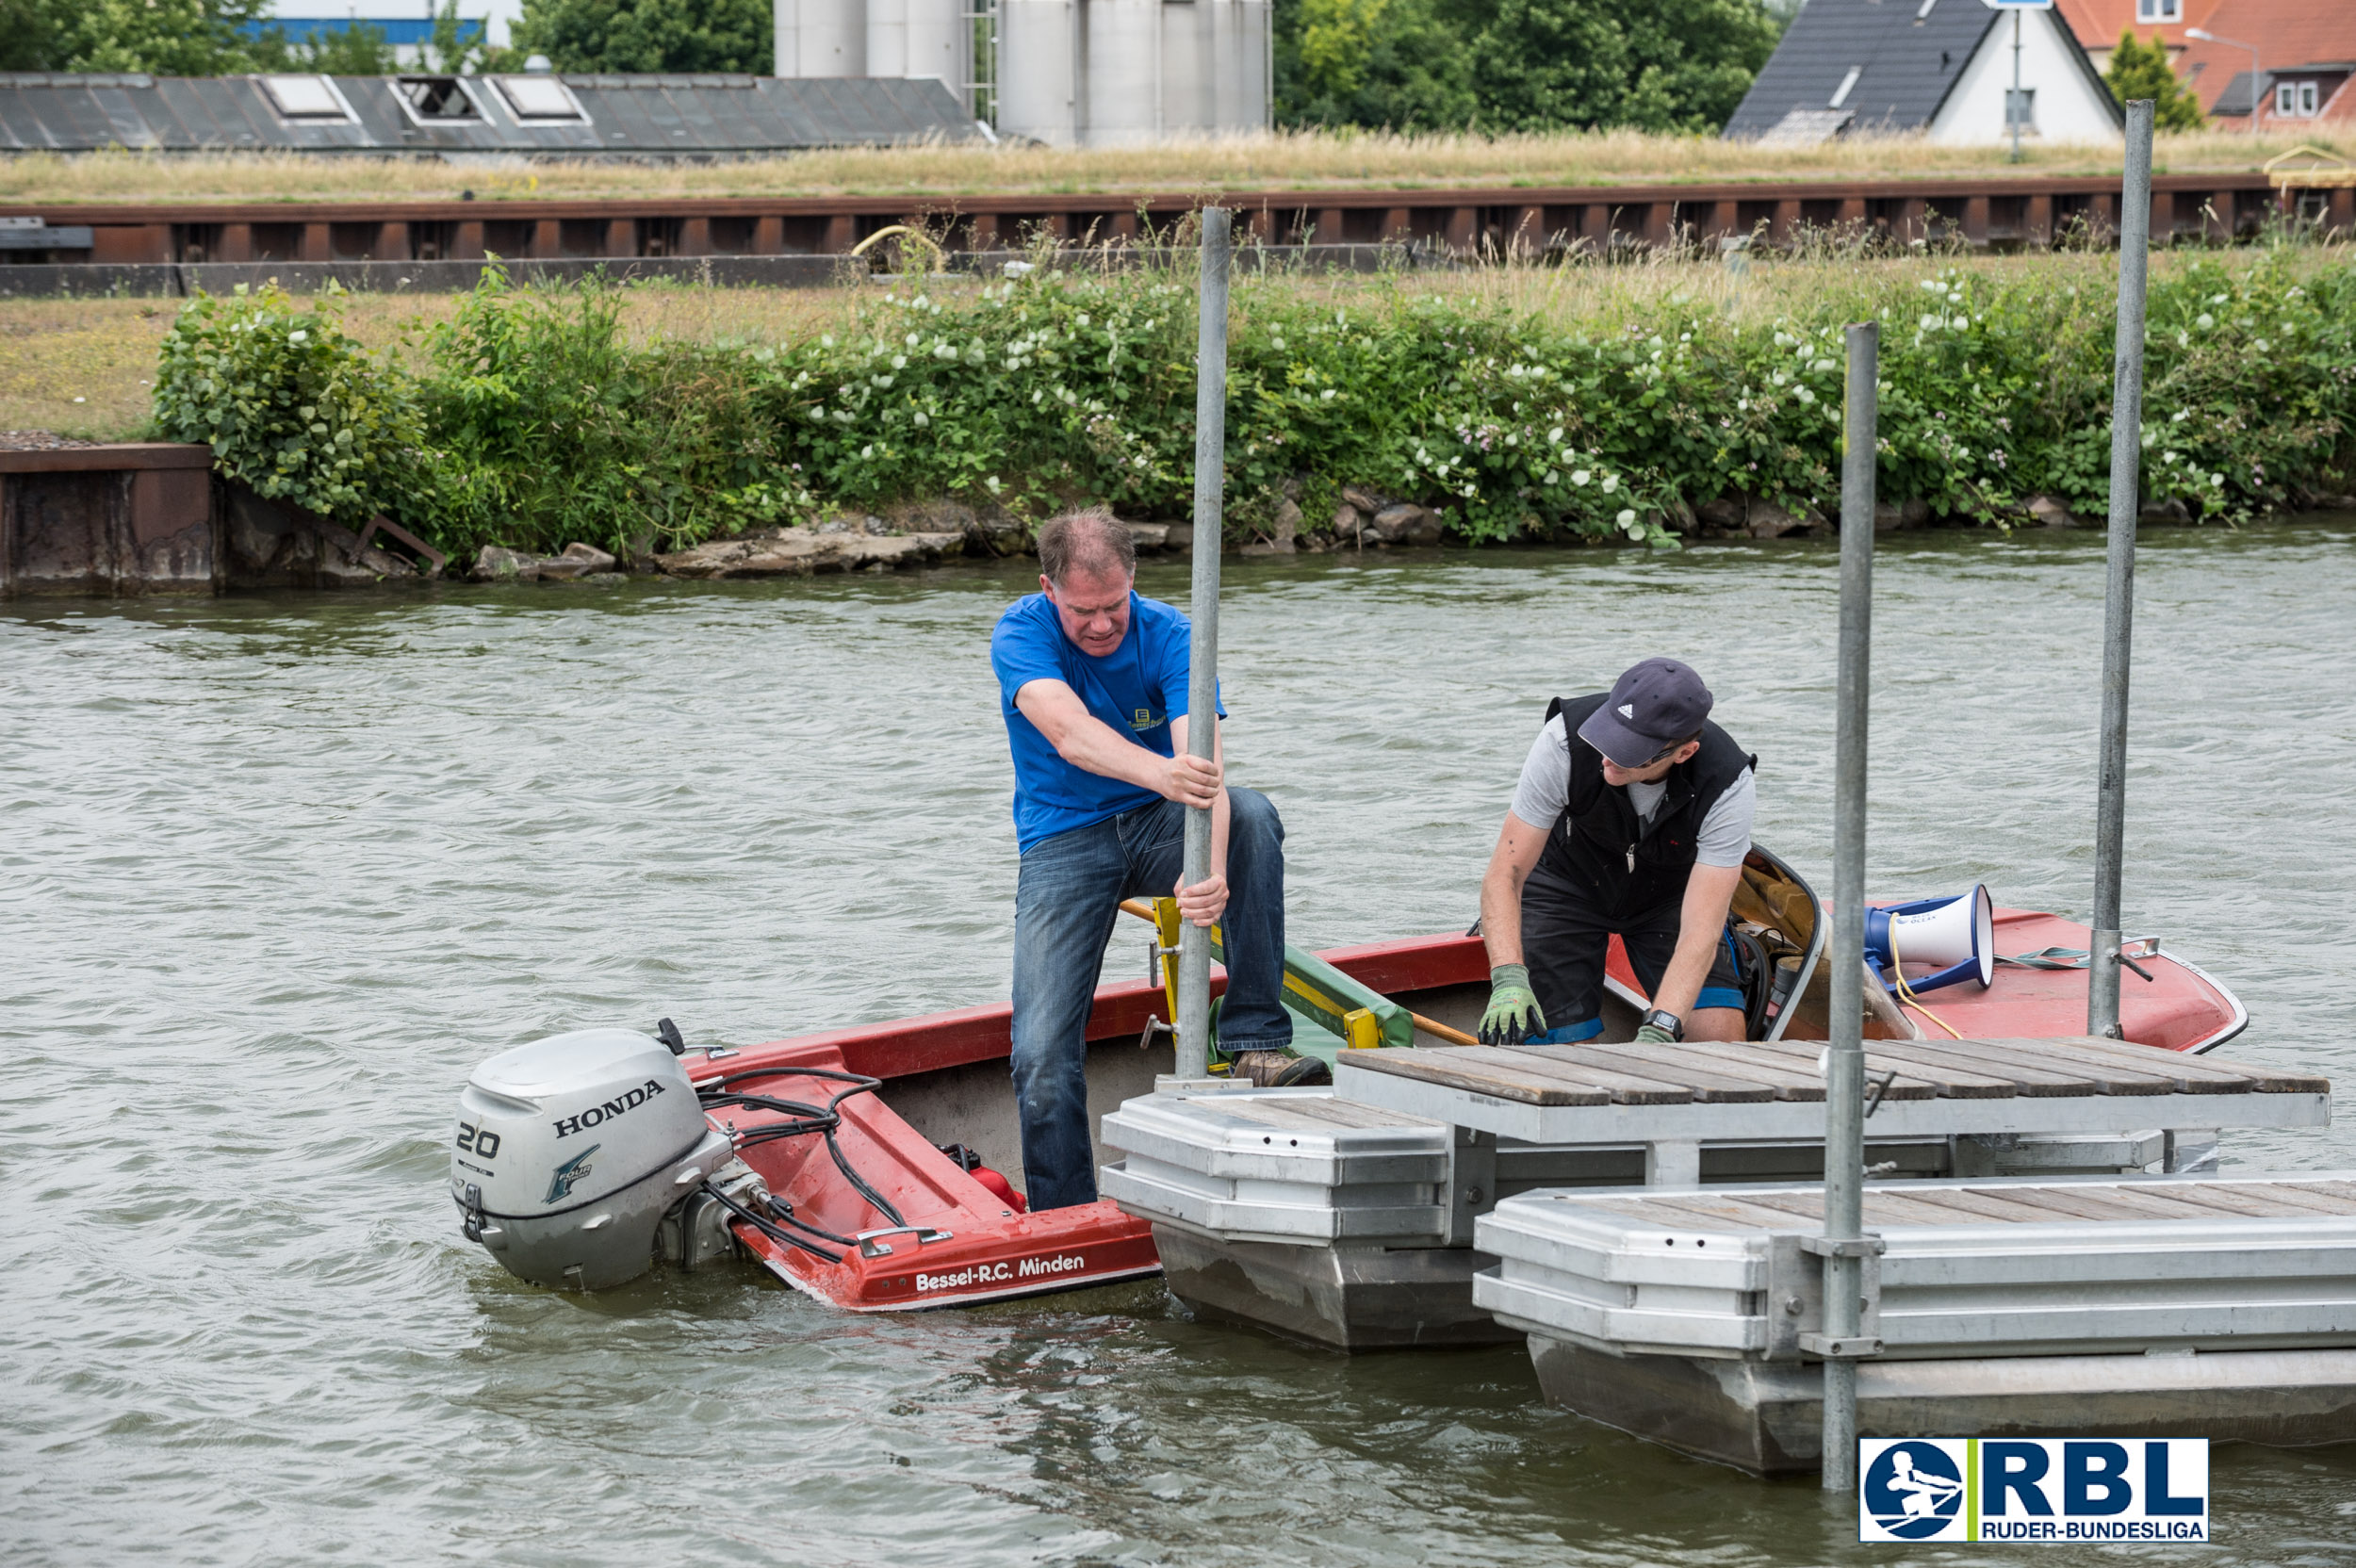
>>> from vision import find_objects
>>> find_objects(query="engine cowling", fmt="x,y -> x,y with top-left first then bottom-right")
450,1027 -> 733,1289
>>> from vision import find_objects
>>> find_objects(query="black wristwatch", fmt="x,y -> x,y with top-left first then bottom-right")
1640,1007 -> 1685,1041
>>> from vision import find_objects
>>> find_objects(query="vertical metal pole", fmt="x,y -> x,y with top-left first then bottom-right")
1175,207 -> 1232,1080
1822,320 -> 1877,1494
2090,102 -> 2152,1042
2010,10 -> 2023,164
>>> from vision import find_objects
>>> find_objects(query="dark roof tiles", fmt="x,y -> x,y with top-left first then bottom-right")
0,73 -> 979,155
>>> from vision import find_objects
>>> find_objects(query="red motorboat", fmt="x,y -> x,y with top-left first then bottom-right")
677,847 -> 2244,1312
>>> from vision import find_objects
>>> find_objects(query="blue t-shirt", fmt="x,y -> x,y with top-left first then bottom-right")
990,591 -> 1222,852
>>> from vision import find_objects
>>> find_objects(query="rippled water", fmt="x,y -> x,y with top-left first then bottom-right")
7,522 -> 2356,1566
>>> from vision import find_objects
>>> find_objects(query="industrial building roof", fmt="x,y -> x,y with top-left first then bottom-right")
0,73 -> 982,155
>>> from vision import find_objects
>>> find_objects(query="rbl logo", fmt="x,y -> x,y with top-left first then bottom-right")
1859,1438 -> 2209,1543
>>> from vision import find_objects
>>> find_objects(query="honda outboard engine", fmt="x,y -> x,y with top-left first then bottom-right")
450,1026 -> 737,1290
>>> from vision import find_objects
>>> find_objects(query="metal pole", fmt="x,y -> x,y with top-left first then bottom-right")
2090,101 -> 2152,1041
1822,320 -> 1877,1493
2010,10 -> 2023,164
1175,206 -> 1232,1080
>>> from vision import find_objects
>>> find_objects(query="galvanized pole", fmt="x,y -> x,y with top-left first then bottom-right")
1821,320 -> 1877,1494
1175,206 -> 1233,1080
2010,9 -> 2023,164
2090,101 -> 2153,1041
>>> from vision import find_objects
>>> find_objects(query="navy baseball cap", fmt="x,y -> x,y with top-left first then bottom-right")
1577,658 -> 1714,768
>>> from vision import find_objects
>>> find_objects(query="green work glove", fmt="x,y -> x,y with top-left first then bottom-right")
1479,964 -> 1546,1046
1633,1021 -> 1677,1045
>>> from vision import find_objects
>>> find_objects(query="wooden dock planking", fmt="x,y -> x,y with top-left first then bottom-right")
1645,1040 -> 1837,1101
2008,1035 -> 2258,1092
2279,1181 -> 2356,1212
1210,1097 -> 1432,1132
1857,1038 -> 2102,1097
1495,1174 -> 2356,1243
1522,1044 -> 1778,1103
2023,1034 -> 2328,1096
1594,1190 -> 1838,1232
1347,1045 -> 1708,1105
1924,1037 -> 2178,1096
1728,1038 -> 1955,1100
1342,1047 -> 1612,1106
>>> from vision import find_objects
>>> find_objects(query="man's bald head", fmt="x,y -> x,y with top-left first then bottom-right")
1037,508 -> 1137,589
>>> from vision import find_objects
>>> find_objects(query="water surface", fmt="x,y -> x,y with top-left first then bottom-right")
6,523 -> 2355,1564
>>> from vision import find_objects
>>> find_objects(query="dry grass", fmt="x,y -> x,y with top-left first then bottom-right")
2,126 -> 2350,205
2,241 -> 2302,442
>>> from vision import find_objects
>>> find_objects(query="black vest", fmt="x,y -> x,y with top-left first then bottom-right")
1535,693 -> 1758,922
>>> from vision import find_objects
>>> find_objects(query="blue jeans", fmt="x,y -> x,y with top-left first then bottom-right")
1010,789 -> 1289,1211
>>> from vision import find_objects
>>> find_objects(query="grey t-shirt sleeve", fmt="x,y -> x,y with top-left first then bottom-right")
1694,767 -> 1756,868
1507,713 -> 1571,830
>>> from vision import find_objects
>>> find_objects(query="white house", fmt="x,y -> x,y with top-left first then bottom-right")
1726,0 -> 2122,146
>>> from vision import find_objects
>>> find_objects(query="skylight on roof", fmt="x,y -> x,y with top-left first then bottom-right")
1828,66 -> 1862,110
259,75 -> 351,120
492,74 -> 588,122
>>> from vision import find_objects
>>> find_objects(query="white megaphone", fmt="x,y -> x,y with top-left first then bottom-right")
1864,885 -> 1994,994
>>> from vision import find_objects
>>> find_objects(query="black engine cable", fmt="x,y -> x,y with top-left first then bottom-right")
696,1063 -> 909,1233
697,1179 -> 843,1266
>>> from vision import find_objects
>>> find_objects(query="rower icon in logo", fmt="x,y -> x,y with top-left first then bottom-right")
546,1143 -> 600,1204
1864,1442 -> 1965,1539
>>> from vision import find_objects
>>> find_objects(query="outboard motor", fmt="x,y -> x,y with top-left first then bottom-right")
450,1026 -> 739,1290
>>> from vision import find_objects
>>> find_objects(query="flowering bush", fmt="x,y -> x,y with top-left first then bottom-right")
151,281 -> 424,524
152,249 -> 2356,556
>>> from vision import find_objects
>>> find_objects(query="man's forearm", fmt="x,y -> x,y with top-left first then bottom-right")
1480,863 -> 1526,969
1650,930 -> 1720,1020
1656,863 -> 1742,1020
1051,711 -> 1176,792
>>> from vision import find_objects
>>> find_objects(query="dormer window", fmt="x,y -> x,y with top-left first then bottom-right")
492,74 -> 590,122
2275,80 -> 2319,118
2136,0 -> 2180,21
394,77 -> 484,123
258,74 -> 356,122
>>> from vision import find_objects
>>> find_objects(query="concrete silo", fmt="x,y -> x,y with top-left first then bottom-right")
777,0 -> 868,76
995,0 -> 1079,144
781,0 -> 1268,142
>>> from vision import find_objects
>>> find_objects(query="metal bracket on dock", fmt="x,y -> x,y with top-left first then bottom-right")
1444,1125 -> 1497,1248
1763,1232 -> 1884,1362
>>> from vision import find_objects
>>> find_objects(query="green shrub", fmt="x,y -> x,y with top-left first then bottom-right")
150,250 -> 2356,556
152,281 -> 424,525
418,265 -> 797,558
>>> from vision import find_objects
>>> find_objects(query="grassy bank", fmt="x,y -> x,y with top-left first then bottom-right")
3,127 -> 2349,204
11,242 -> 2349,554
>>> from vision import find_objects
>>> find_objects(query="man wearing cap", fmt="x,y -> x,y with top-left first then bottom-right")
1476,658 -> 1758,1047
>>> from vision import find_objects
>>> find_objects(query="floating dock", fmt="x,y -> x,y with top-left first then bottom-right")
1477,1176 -> 2356,1473
1102,1037 -> 2327,1350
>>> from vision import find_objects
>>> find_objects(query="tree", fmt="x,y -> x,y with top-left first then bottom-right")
0,0 -> 69,71
60,0 -> 285,74
513,0 -> 773,74
2106,30 -> 2203,131
291,24 -> 401,74
1274,0 -> 1784,134
1470,0 -> 1782,134
1279,0 -> 1479,129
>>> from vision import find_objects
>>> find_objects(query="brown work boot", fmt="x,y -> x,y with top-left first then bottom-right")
1224,1049 -> 1332,1087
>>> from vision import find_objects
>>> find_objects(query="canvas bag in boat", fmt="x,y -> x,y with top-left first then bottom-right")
1538,693 -> 1758,923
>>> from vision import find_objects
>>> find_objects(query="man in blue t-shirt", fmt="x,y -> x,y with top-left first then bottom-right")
990,509 -> 1315,1212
